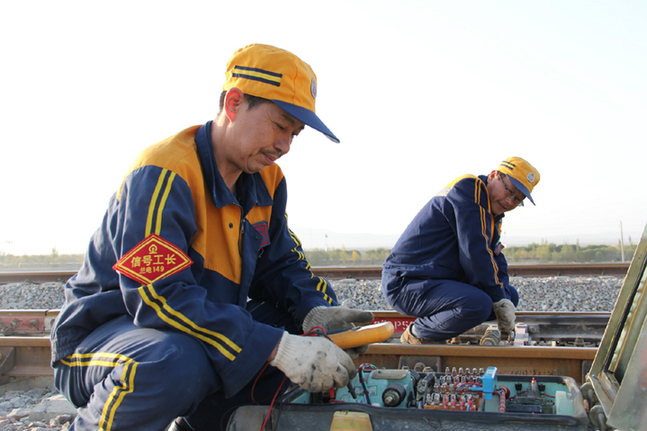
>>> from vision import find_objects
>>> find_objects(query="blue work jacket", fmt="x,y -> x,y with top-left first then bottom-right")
51,122 -> 336,397
383,174 -> 510,302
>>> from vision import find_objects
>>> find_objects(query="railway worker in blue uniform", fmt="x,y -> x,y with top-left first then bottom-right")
382,157 -> 540,344
50,43 -> 374,431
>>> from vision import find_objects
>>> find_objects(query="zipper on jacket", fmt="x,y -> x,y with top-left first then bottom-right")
237,202 -> 246,257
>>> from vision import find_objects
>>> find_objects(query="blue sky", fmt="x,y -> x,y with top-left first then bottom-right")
1,0 -> 646,255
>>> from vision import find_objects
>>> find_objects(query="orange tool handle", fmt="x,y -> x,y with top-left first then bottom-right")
327,321 -> 395,350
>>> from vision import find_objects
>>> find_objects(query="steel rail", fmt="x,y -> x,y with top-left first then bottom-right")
0,263 -> 631,283
0,309 -> 609,385
0,336 -> 53,378
0,309 -> 612,338
0,333 -> 598,384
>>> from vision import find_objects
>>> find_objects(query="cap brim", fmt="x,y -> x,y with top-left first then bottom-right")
273,100 -> 339,143
507,176 -> 536,205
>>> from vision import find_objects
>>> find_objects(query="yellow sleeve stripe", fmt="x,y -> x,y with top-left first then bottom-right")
317,277 -> 334,305
140,284 -> 241,361
286,217 -> 334,304
145,169 -> 170,236
144,168 -> 177,236
155,171 -> 176,234
291,246 -> 306,261
288,227 -> 302,247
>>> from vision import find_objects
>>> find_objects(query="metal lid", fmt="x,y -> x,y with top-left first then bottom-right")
588,223 -> 647,430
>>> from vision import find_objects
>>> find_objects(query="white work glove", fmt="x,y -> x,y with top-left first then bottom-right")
493,299 -> 516,332
302,306 -> 375,358
269,332 -> 356,392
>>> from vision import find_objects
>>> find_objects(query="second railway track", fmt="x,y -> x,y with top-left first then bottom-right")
0,262 -> 631,284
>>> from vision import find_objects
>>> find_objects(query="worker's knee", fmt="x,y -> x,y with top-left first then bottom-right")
151,333 -> 215,394
458,294 -> 494,324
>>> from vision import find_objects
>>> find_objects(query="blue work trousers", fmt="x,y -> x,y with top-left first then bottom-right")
54,300 -> 295,431
382,273 -> 519,341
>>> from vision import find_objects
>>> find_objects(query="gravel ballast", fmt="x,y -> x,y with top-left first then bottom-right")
0,276 -> 624,312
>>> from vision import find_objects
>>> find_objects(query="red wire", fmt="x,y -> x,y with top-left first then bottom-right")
255,327 -> 330,430
259,375 -> 287,431
251,362 -> 270,405
303,326 -> 331,340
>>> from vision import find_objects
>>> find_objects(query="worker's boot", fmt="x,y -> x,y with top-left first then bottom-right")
400,324 -> 445,345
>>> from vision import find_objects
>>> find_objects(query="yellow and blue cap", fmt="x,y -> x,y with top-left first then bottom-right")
498,156 -> 540,205
223,43 -> 339,143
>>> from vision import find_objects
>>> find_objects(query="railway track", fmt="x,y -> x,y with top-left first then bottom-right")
0,309 -> 608,385
0,262 -> 631,284
0,263 -> 624,386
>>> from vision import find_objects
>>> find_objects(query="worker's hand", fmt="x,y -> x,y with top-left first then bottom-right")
303,306 -> 374,332
493,299 -> 516,332
302,306 -> 375,358
269,332 -> 356,393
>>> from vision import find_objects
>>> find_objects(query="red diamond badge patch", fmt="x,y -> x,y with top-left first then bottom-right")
113,233 -> 193,285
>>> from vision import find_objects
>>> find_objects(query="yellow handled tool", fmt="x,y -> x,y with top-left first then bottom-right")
327,321 -> 395,350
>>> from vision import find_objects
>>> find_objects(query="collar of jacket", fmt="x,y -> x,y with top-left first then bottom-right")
479,174 -> 506,224
194,121 -> 273,211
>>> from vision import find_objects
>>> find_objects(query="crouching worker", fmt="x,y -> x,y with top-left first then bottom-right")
50,43 -> 374,431
382,157 -> 540,344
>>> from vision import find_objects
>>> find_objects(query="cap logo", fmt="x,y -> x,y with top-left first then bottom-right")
310,77 -> 317,99
232,65 -> 282,87
527,173 -> 535,183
